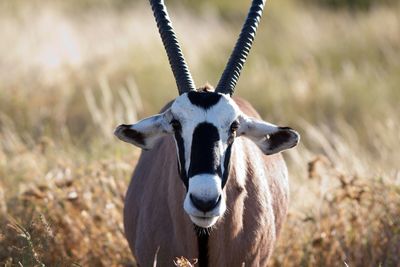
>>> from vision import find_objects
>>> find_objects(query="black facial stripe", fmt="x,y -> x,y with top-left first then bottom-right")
187,91 -> 222,109
174,126 -> 188,189
222,143 -> 233,188
188,122 -> 221,177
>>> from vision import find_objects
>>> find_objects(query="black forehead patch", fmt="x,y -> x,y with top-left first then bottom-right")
187,91 -> 222,109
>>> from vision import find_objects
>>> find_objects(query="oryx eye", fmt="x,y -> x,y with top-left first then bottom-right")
170,119 -> 181,131
230,121 -> 240,133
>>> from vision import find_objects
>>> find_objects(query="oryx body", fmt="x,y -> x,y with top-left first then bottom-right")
122,96 -> 291,266
115,0 -> 299,266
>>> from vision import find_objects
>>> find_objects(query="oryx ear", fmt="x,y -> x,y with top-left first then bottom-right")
114,109 -> 174,150
238,116 -> 300,155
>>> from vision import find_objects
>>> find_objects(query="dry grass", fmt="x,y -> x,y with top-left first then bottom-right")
0,144 -> 138,266
271,156 -> 400,267
0,0 -> 399,266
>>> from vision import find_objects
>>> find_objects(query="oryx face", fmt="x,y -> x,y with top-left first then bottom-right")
171,91 -> 239,228
115,90 -> 299,228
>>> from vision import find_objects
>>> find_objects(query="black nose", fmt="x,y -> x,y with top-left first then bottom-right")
190,194 -> 221,213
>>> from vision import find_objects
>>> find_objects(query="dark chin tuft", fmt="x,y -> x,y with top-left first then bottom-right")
193,224 -> 212,236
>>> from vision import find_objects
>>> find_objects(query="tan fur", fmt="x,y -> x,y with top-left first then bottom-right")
124,97 -> 289,267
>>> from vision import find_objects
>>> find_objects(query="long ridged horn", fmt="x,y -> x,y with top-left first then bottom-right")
149,0 -> 196,94
216,0 -> 266,95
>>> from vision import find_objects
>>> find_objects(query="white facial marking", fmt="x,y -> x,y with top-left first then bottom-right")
231,138 -> 246,188
189,215 -> 219,229
170,93 -> 239,227
183,174 -> 226,227
187,174 -> 222,199
171,93 -> 240,174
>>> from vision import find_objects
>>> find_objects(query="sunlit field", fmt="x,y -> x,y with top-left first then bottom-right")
0,0 -> 399,266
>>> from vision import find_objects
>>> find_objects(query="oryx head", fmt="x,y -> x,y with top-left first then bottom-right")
115,0 -> 299,229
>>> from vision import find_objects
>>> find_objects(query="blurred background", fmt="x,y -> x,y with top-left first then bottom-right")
0,0 -> 399,266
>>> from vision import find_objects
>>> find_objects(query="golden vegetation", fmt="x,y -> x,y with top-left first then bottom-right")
0,0 -> 399,266
272,157 -> 400,266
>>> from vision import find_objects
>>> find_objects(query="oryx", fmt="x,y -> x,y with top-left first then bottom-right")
115,0 -> 299,266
